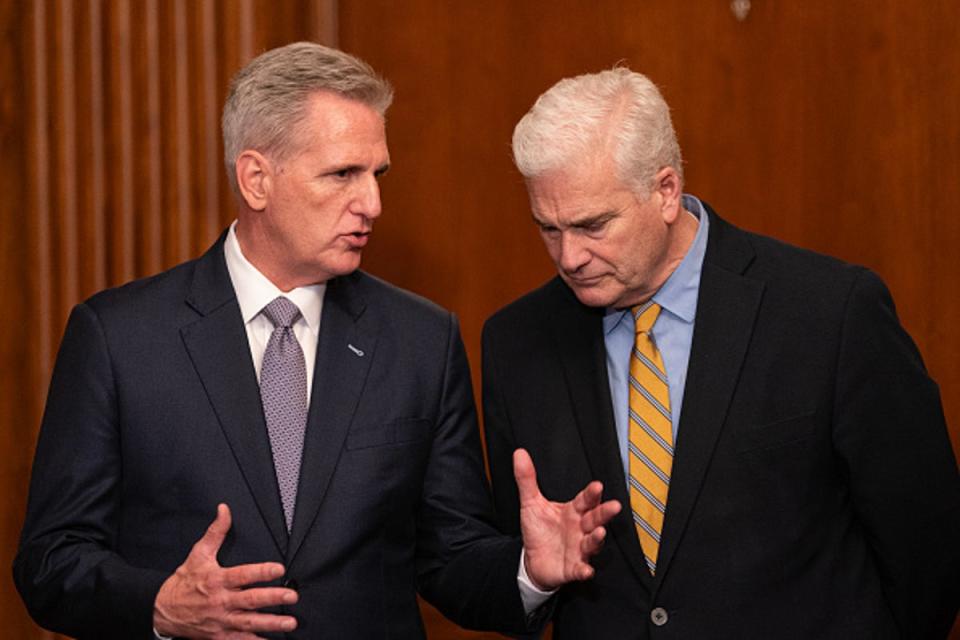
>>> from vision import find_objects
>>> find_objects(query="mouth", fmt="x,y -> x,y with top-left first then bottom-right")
343,231 -> 371,248
564,273 -> 605,287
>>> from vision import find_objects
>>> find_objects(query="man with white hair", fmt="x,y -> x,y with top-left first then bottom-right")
483,67 -> 960,638
14,43 -> 619,639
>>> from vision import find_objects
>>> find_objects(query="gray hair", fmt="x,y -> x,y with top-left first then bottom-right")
512,67 -> 682,196
222,41 -> 394,193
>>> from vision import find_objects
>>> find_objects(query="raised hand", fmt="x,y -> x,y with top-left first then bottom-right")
153,504 -> 298,639
513,448 -> 621,591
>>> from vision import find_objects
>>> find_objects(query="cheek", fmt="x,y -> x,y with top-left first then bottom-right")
299,200 -> 345,240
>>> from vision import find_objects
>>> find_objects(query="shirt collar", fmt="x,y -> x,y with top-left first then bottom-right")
603,194 -> 709,335
223,221 -> 325,336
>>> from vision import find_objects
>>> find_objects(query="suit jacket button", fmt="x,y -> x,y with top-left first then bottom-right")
650,607 -> 668,626
283,578 -> 299,591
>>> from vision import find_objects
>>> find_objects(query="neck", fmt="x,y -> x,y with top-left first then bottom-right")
234,218 -> 318,292
646,206 -> 699,298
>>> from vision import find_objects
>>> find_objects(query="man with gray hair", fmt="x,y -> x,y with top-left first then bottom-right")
14,43 -> 619,639
483,67 -> 960,638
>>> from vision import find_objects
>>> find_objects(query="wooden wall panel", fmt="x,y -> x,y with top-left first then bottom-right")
0,1 -> 38,635
339,1 -> 959,637
1,1 -> 334,636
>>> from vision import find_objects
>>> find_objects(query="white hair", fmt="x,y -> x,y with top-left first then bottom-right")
222,41 -> 394,193
512,67 -> 682,195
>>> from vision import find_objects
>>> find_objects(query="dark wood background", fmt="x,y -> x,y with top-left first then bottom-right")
2,1 -> 956,637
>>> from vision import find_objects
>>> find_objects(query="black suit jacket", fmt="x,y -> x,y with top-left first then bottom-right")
482,207 -> 960,639
15,234 -> 527,639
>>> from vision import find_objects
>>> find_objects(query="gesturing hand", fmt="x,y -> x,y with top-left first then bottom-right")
513,448 -> 621,591
153,504 -> 298,639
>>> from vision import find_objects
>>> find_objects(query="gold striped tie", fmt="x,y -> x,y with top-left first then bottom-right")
628,302 -> 673,575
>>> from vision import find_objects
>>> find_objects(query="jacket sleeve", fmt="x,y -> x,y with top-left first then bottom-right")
831,269 -> 960,638
413,313 -> 529,633
481,318 -> 524,538
13,302 -> 168,638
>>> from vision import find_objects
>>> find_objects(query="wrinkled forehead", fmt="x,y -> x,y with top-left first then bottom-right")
526,162 -> 637,223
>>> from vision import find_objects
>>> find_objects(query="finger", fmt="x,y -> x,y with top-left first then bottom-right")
574,563 -> 595,581
570,481 -> 604,514
193,503 -> 232,559
512,448 -> 542,506
563,560 -> 596,582
580,526 -> 607,557
224,611 -> 298,634
229,586 -> 299,610
222,561 -> 287,589
579,498 -> 623,532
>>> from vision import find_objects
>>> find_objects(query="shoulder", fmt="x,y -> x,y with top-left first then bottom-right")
708,210 -> 873,301
339,270 -> 455,333
484,276 -> 571,335
81,255 -> 203,324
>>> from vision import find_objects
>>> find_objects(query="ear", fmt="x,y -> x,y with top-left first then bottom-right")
653,167 -> 683,223
236,150 -> 272,212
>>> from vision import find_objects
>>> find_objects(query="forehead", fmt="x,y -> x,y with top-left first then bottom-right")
526,160 -> 632,222
290,91 -> 388,153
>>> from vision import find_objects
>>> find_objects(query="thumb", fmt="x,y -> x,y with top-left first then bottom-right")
193,503 -> 232,559
513,448 -> 542,506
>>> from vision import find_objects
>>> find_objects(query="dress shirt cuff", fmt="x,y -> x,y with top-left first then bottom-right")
154,628 -> 172,640
517,547 -> 557,615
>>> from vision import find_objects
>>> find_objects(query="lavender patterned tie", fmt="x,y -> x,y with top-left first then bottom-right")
260,296 -> 307,532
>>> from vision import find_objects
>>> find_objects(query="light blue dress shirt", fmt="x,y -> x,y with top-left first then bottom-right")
603,194 -> 709,480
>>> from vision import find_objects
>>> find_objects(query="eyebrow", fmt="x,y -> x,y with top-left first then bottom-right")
532,210 -> 617,229
325,162 -> 391,177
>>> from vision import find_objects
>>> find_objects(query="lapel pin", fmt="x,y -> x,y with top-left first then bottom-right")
347,344 -> 365,357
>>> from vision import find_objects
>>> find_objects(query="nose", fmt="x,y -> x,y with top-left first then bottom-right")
557,232 -> 590,274
353,174 -> 382,220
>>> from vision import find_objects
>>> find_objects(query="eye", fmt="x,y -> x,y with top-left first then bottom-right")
580,215 -> 614,235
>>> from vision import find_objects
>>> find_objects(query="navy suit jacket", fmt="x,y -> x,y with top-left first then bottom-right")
483,207 -> 960,639
15,234 -> 527,638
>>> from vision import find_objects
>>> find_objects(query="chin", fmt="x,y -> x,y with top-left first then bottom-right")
328,254 -> 363,277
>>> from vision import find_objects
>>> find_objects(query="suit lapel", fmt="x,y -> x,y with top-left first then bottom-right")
180,236 -> 288,556
549,283 -> 653,586
653,211 -> 763,586
287,272 -> 377,562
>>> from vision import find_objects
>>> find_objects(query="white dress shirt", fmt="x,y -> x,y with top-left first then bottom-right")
223,222 -> 326,399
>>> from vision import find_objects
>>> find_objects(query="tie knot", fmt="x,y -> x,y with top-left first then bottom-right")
262,296 -> 302,329
631,302 -> 661,334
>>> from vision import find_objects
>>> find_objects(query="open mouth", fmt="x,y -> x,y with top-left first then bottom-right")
344,231 -> 371,247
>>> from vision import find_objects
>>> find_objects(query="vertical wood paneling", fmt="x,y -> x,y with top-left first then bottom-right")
52,0 -> 79,321
239,0 -> 254,60
200,0 -> 220,249
315,0 -> 338,46
3,2 -> 337,636
106,0 -> 135,285
1,1 -> 38,634
85,0 -> 107,292
29,0 -> 53,377
169,0 -> 191,263
135,0 -> 164,276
